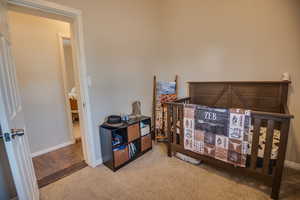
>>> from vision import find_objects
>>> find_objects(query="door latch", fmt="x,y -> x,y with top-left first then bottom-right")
10,129 -> 25,139
0,129 -> 25,142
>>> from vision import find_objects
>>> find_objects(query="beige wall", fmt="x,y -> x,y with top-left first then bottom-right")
156,0 -> 300,162
63,41 -> 75,92
8,11 -> 72,154
9,0 -> 300,163
38,0 -> 161,161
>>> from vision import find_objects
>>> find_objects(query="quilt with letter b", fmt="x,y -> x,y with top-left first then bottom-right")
183,104 -> 251,167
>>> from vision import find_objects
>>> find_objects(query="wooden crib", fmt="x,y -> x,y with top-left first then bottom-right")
166,81 -> 293,200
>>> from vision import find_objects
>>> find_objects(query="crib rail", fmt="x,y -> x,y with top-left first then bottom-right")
165,100 -> 293,199
173,97 -> 191,104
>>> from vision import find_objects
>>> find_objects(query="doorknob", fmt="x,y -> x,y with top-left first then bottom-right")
0,128 -> 25,142
0,129 -> 25,142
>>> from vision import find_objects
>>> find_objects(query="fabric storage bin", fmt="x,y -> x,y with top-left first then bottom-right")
127,123 -> 140,142
113,145 -> 129,167
141,134 -> 152,152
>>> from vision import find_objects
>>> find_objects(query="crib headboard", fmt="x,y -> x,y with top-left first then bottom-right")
188,81 -> 290,113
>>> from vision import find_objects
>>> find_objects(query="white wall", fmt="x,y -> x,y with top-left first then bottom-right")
8,11 -> 72,154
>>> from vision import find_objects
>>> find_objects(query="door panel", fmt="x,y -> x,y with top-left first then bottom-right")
0,0 -> 9,40
0,37 -> 16,119
0,0 -> 39,199
0,127 -> 17,200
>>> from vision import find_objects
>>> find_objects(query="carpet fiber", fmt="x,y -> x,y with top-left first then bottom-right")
40,144 -> 300,200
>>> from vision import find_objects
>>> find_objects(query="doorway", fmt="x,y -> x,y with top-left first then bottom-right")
58,35 -> 82,144
0,0 -> 96,198
7,5 -> 87,187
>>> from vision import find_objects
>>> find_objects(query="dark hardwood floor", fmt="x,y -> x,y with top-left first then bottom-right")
33,140 -> 87,188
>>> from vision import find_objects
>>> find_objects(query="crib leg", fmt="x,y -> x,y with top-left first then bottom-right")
270,147 -> 286,200
167,143 -> 172,157
271,174 -> 282,200
271,185 -> 279,199
271,120 -> 290,200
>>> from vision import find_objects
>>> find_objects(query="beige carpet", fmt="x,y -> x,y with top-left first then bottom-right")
40,144 -> 300,200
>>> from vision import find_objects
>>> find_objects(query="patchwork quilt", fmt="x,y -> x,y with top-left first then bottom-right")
183,104 -> 251,167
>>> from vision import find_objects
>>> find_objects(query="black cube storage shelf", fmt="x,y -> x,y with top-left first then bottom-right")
99,116 -> 152,171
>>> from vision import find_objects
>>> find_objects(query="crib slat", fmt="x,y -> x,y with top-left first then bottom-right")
250,118 -> 261,170
162,105 -> 166,136
180,105 -> 184,146
173,106 -> 177,145
173,105 -> 178,144
177,106 -> 181,144
263,120 -> 275,175
176,106 -> 180,144
167,104 -> 172,157
167,105 -> 172,143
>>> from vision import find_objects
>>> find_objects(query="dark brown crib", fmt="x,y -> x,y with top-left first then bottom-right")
165,81 -> 293,200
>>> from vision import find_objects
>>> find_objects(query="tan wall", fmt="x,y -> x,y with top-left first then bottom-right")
10,0 -> 299,163
156,0 -> 300,162
37,0 -> 161,161
8,11 -> 72,154
63,41 -> 75,92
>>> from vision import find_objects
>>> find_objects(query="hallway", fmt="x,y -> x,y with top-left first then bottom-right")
33,141 -> 86,188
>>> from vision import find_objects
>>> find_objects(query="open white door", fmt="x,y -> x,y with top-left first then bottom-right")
0,0 -> 39,200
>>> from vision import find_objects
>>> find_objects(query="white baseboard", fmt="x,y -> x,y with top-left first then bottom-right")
285,160 -> 300,170
31,140 -> 75,158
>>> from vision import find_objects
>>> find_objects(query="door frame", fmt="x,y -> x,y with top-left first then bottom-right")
8,0 -> 98,167
57,34 -> 76,143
